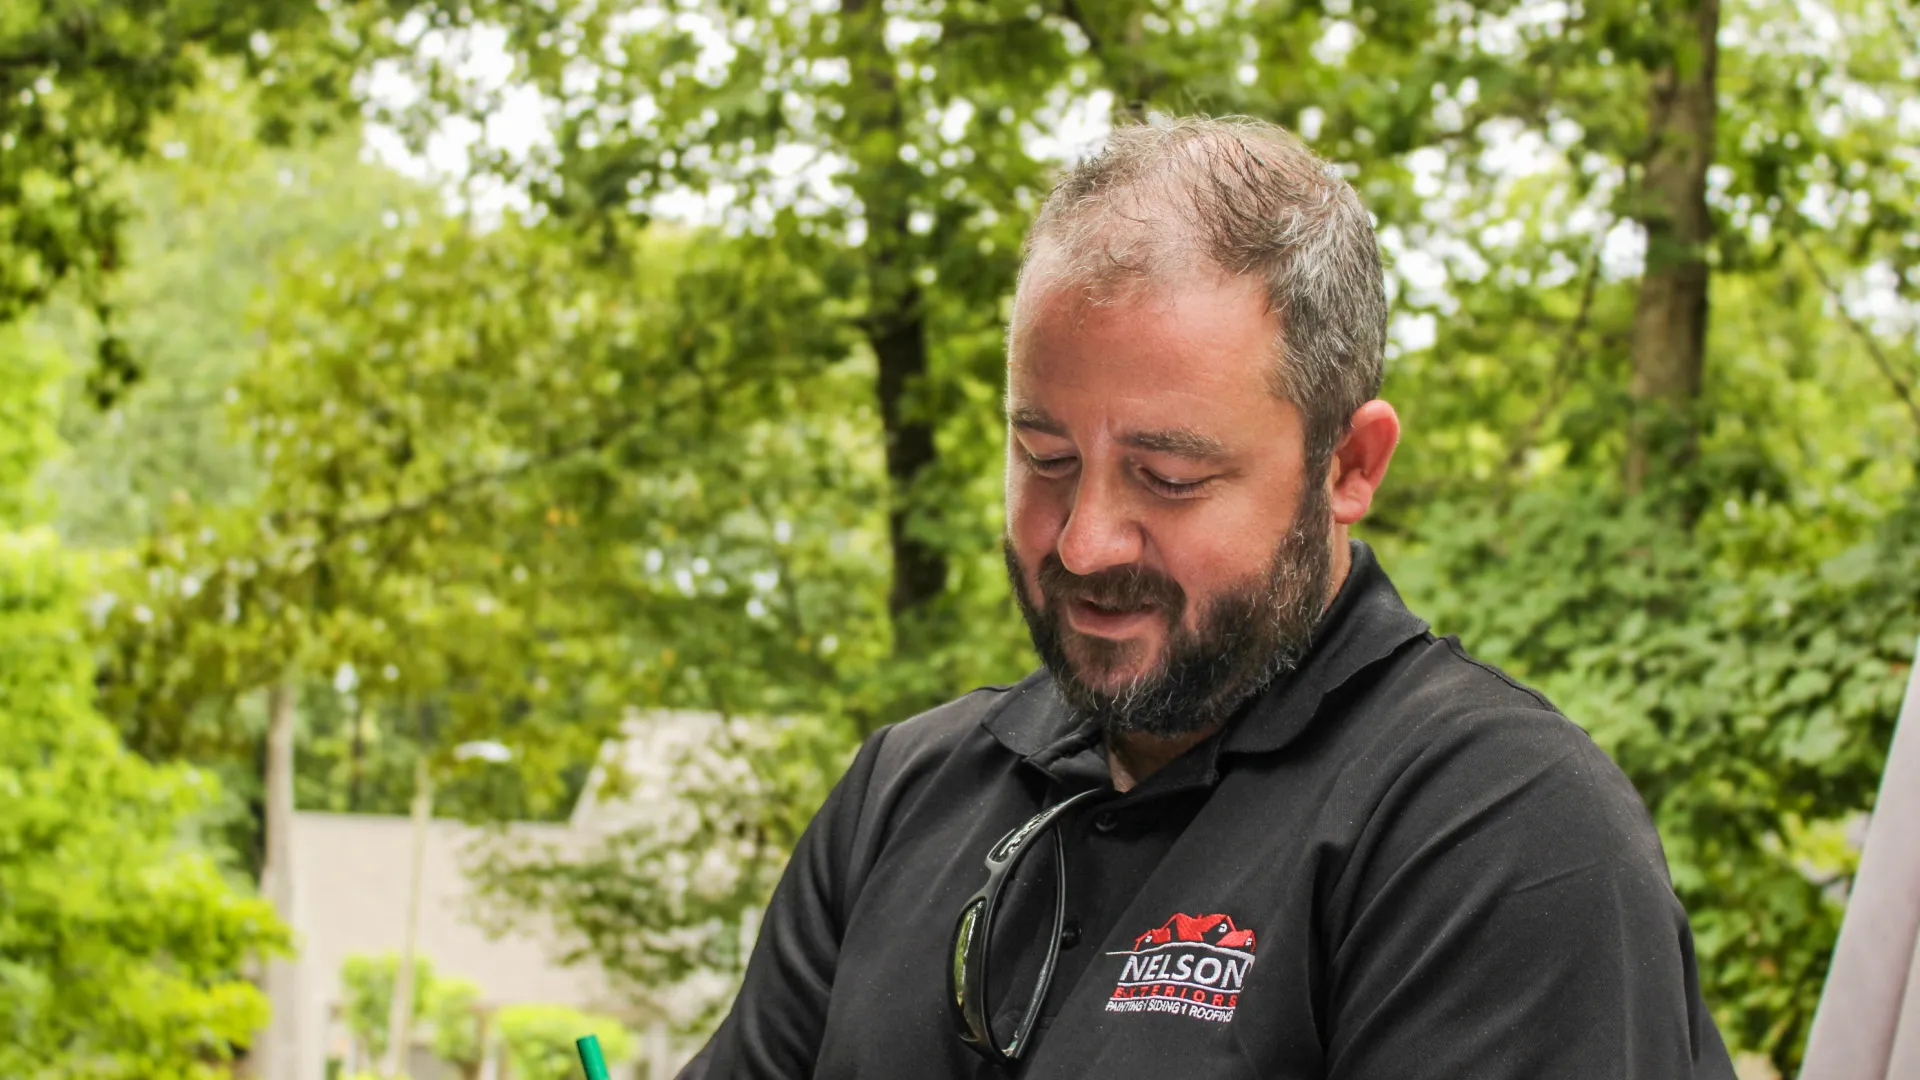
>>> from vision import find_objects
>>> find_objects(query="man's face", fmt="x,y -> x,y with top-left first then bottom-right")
1003,267 -> 1334,737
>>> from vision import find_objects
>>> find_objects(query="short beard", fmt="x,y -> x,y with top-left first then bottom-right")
1005,478 -> 1333,740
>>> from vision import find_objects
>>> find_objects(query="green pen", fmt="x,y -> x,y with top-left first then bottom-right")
575,1033 -> 611,1080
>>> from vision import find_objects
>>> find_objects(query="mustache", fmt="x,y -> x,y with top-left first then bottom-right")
1035,553 -> 1185,615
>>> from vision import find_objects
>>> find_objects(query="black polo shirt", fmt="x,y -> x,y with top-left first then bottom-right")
681,542 -> 1737,1078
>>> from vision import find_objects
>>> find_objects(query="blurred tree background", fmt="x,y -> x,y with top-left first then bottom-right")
2,0 -> 1916,1074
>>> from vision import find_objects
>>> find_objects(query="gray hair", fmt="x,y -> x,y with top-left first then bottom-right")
1014,115 -> 1388,470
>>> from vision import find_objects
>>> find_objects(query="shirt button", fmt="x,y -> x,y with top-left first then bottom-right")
1060,919 -> 1082,950
1093,811 -> 1120,833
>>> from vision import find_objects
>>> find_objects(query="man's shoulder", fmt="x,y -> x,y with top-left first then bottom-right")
1349,632 -> 1666,867
863,673 -> 1039,777
1364,631 -> 1596,762
1383,630 -> 1561,716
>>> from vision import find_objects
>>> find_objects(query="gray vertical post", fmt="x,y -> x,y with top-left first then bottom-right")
1801,636 -> 1920,1078
647,1019 -> 672,1080
256,681 -> 302,1080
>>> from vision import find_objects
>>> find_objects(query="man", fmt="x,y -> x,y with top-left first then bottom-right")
681,115 -> 1736,1078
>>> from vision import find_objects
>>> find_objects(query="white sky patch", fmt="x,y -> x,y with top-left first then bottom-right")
1706,163 -> 1736,201
1478,218 -> 1525,251
1021,88 -> 1113,166
938,99 -> 976,144
1296,106 -> 1325,142
651,182 -> 737,228
884,15 -> 943,51
1838,80 -> 1890,122
1789,0 -> 1845,48
1848,261 -> 1919,341
1407,146 -> 1447,199
359,17 -> 553,223
1545,115 -> 1582,151
1378,224 -> 1457,313
1311,21 -> 1360,66
1390,312 -> 1438,357
1798,181 -> 1840,230
1477,119 -> 1554,178
1560,204 -> 1604,238
1600,220 -> 1646,280
1186,0 -> 1233,29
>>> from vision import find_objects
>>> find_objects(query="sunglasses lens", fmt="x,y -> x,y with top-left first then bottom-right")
952,897 -> 985,1020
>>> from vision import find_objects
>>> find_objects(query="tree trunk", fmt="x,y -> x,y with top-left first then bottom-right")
838,0 -> 948,633
871,292 -> 945,621
347,699 -> 365,812
252,680 -> 300,1080
1625,0 -> 1720,492
382,753 -> 434,1077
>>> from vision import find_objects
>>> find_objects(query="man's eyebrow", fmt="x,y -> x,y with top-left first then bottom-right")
1008,404 -> 1068,436
1010,404 -> 1231,461
1120,429 -> 1232,461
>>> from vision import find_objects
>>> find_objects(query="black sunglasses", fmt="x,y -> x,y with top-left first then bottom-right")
948,787 -> 1105,1064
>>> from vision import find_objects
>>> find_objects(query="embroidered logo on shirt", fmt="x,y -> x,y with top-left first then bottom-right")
1104,912 -> 1256,1024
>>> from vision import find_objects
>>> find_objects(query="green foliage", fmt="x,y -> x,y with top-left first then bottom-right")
0,187 -> 286,1080
35,109 -> 435,549
0,527 -> 287,1079
340,953 -> 615,1079
339,952 -> 437,1064
9,0 -> 1916,1073
426,976 -> 487,1074
23,96 -> 463,861
336,953 -> 490,1072
0,1 -> 436,400
0,326 -> 63,528
473,714 -> 851,1028
491,1004 -> 636,1080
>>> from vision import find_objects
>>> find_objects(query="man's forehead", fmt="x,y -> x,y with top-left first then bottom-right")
1007,276 -> 1279,383
1011,247 -> 1228,332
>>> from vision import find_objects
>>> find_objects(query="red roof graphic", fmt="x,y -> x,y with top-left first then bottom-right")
1131,912 -> 1256,953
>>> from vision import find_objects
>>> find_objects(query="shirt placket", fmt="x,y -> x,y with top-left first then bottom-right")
1016,734 -> 1227,1058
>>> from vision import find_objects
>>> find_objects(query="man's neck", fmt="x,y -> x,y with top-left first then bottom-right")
1101,532 -> 1356,792
1105,726 -> 1220,793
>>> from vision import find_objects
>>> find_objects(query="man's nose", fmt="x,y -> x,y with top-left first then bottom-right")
1057,471 -> 1143,576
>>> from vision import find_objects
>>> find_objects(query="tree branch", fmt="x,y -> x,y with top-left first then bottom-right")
1790,233 -> 1920,436
1504,225 -> 1610,471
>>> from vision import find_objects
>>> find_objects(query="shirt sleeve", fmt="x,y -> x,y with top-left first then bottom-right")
1323,709 -> 1737,1080
675,725 -> 894,1080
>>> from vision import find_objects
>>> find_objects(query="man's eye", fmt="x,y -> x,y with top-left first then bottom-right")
1142,471 -> 1210,497
1024,453 -> 1077,476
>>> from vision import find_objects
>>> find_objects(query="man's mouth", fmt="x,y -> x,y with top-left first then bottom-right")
1065,597 -> 1160,637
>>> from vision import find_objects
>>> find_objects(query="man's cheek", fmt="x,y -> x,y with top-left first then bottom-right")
1008,475 -> 1072,540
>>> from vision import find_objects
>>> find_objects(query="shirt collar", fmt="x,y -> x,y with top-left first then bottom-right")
1221,538 -> 1428,755
980,540 -> 1428,767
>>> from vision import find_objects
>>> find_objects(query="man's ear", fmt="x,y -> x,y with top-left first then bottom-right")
1328,400 -> 1400,526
